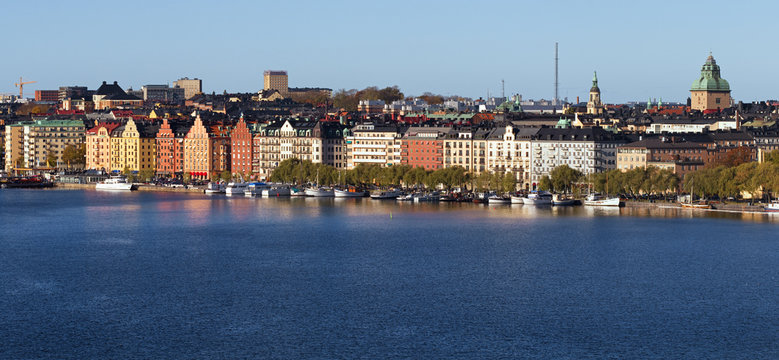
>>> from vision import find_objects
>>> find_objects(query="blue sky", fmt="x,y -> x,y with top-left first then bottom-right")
1,0 -> 775,103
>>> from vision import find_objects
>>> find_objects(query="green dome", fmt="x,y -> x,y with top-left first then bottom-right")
690,54 -> 730,92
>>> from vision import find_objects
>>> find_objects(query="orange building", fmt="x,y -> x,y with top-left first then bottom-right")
155,118 -> 187,176
184,114 -> 212,180
85,122 -> 121,171
230,115 -> 253,177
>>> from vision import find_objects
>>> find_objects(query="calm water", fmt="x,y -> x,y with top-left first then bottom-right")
1,189 -> 777,359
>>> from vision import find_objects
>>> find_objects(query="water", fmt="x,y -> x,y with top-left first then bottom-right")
1,189 -> 777,359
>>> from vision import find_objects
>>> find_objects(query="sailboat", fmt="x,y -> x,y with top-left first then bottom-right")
680,178 -> 710,209
305,168 -> 334,197
584,172 -> 621,206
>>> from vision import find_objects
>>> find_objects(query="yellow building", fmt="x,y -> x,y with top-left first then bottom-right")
4,119 -> 85,172
110,118 -> 158,173
263,70 -> 288,96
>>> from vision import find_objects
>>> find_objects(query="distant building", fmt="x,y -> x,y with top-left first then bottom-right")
263,70 -> 288,96
690,54 -> 732,112
357,100 -> 385,114
93,81 -> 143,110
173,77 -> 202,100
58,86 -> 89,102
34,90 -> 59,102
142,85 -> 185,104
587,71 -> 604,115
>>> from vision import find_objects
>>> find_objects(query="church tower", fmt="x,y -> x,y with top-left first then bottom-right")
690,53 -> 732,112
587,71 -> 603,115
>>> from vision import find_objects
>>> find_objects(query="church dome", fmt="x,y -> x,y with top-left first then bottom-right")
691,54 -> 730,92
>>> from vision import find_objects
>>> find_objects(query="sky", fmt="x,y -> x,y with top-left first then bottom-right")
1,0 -> 777,103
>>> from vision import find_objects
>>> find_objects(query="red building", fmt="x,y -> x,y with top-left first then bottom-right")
209,124 -> 232,177
35,90 -> 59,102
401,127 -> 447,170
230,115 -> 253,178
155,118 -> 187,176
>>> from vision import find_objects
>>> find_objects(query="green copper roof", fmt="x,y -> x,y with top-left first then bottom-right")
691,54 -> 730,92
590,71 -> 600,93
496,96 -> 522,113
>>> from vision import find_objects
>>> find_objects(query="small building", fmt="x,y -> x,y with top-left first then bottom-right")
690,54 -> 732,113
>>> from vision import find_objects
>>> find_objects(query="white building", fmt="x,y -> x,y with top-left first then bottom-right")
345,123 -> 403,168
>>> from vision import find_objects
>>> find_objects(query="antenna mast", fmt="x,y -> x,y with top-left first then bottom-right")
554,42 -> 559,105
501,79 -> 505,99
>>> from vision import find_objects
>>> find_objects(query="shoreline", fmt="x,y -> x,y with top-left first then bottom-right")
46,182 -> 776,215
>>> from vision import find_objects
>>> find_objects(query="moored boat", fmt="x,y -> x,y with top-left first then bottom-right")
765,200 -> 779,212
334,187 -> 366,198
523,191 -> 553,205
414,192 -> 440,202
583,193 -> 621,206
370,189 -> 402,199
396,193 -> 414,201
95,176 -> 134,191
487,194 -> 511,204
305,187 -> 335,197
245,182 -> 269,196
262,185 -> 291,197
552,194 -> 576,206
204,182 -> 225,194
290,186 -> 306,196
510,195 -> 525,204
225,181 -> 248,196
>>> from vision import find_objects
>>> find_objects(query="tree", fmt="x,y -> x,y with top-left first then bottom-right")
138,169 -> 155,183
501,173 -> 517,193
549,165 -> 583,193
46,150 -> 58,168
183,173 -> 192,184
62,144 -> 86,167
715,146 -> 753,167
220,170 -> 232,182
538,175 -> 553,191
122,166 -> 136,183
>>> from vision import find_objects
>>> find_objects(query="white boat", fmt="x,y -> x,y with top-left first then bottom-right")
765,200 -> 779,212
290,186 -> 306,196
225,181 -> 248,196
334,187 -> 366,198
487,195 -> 511,204
510,195 -> 525,204
245,182 -> 269,196
523,191 -> 552,205
95,176 -> 134,191
414,192 -> 440,202
204,182 -> 225,194
552,194 -> 576,206
262,185 -> 291,197
370,189 -> 402,199
397,193 -> 414,201
305,187 -> 334,197
583,193 -> 621,206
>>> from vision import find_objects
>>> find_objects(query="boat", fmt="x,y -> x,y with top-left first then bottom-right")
305,187 -> 335,197
523,191 -> 553,205
765,200 -> 779,212
95,176 -> 134,191
290,186 -> 306,196
414,192 -> 440,202
370,189 -> 402,200
510,195 -> 525,204
552,194 -> 576,206
679,179 -> 710,209
487,194 -> 511,204
583,193 -> 621,206
262,185 -> 291,197
204,182 -> 225,194
396,193 -> 414,201
1,176 -> 54,189
224,181 -> 248,196
334,186 -> 366,198
245,182 -> 270,196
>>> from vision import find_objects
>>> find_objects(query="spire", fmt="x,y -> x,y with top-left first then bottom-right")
592,71 -> 598,87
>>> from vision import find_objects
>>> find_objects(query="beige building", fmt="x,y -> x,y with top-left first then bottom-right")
86,122 -> 121,171
345,123 -> 403,169
690,54 -> 732,112
486,125 -> 537,189
173,77 -> 202,100
443,129 -> 489,175
4,119 -> 85,171
263,70 -> 288,97
252,119 -> 320,180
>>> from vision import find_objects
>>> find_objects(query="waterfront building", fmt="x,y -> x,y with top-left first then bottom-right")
86,122 -> 121,171
617,137 -> 708,178
443,128 -> 490,175
529,127 -> 625,187
345,123 -> 404,169
155,118 -> 189,177
263,70 -> 288,97
752,128 -> 779,163
319,121 -> 349,170
183,114 -> 212,180
486,125 -> 539,190
587,72 -> 604,116
401,127 -> 447,170
172,77 -> 202,100
252,119 -> 319,181
4,119 -> 86,171
231,115 -> 253,177
690,54 -> 732,112
109,118 -> 158,173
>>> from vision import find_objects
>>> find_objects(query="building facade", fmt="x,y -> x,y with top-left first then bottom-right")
35,90 -> 59,102
345,123 -> 403,169
401,127 -> 447,170
690,54 -> 732,112
586,71 -> 603,115
86,122 -> 121,171
184,115 -> 211,180
252,119 -> 319,180
231,116 -> 253,177
443,128 -> 489,175
4,119 -> 85,171
173,77 -> 202,100
109,118 -> 158,173
263,70 -> 288,97
155,118 -> 187,176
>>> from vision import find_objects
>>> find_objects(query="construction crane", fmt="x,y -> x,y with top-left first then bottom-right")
14,77 -> 36,98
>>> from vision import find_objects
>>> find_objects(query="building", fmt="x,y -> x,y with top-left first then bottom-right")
209,124 -> 232,178
230,115 -> 253,177
486,125 -> 539,189
35,90 -> 59,102
184,114 -> 212,180
357,100 -> 385,114
173,77 -> 202,100
109,118 -> 158,173
690,54 -> 732,112
617,137 -> 708,178
401,127 -> 447,170
93,81 -> 143,110
345,123 -> 404,169
320,121 -> 349,169
443,128 -> 490,175
142,85 -> 185,104
586,72 -> 604,115
4,119 -> 86,171
252,119 -> 320,180
263,70 -> 288,96
155,118 -> 189,177
85,122 -> 122,171
58,86 -> 89,102
529,127 -> 626,187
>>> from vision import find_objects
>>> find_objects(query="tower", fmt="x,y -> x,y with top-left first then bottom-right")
587,71 -> 603,115
690,53 -> 731,112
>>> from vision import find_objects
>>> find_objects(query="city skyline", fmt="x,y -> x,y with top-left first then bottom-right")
2,0 -> 777,103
